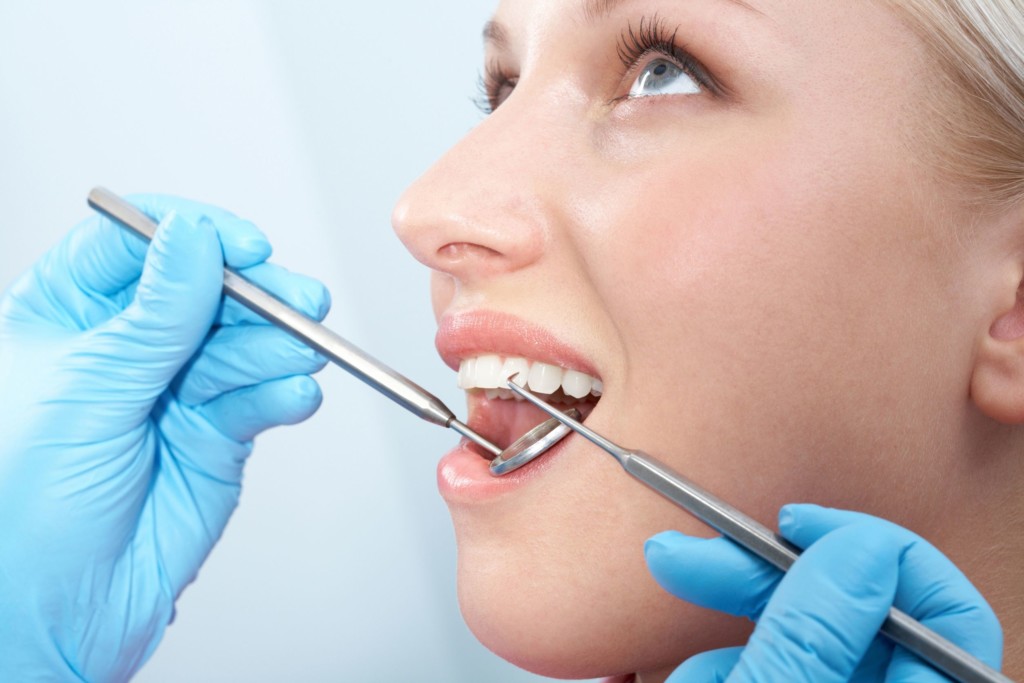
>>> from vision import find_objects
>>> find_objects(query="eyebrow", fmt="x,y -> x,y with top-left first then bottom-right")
484,0 -> 763,47
582,0 -> 764,22
482,20 -> 508,50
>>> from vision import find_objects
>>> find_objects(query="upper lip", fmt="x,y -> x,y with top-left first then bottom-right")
435,310 -> 600,379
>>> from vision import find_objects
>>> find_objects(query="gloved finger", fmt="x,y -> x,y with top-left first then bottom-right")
216,262 -> 331,327
58,194 -> 268,299
644,531 -> 781,620
79,212 -> 224,406
726,522 -> 902,683
49,217 -> 149,299
143,398 -> 252,595
174,325 -> 327,406
195,374 -> 323,443
779,505 -> 1003,671
885,548 -> 1003,676
124,193 -> 271,270
1,219 -> 150,331
5,195 -> 270,332
666,647 -> 742,683
777,504 -> 879,546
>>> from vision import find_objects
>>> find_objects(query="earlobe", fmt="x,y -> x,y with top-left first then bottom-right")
971,275 -> 1024,424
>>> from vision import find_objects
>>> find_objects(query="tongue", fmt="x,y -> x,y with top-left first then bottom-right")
466,394 -> 595,456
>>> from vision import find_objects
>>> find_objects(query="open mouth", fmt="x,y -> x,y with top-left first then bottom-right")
458,354 -> 602,459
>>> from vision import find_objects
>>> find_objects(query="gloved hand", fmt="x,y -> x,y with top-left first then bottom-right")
0,196 -> 330,682
645,504 -> 1003,682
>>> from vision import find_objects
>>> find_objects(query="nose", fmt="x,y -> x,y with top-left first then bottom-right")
392,105 -> 560,283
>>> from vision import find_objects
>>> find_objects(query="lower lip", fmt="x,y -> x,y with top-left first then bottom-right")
436,437 -> 568,504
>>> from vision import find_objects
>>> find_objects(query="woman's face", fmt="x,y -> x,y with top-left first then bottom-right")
394,0 -> 990,679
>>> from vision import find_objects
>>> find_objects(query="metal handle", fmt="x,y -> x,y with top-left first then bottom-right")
87,186 -> 455,428
625,453 -> 1014,683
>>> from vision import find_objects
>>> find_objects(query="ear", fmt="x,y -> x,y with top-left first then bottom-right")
971,264 -> 1024,424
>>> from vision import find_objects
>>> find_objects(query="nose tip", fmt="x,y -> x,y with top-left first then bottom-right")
391,122 -> 550,282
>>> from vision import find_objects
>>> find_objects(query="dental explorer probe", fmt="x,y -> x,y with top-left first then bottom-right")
506,381 -> 1014,683
86,187 -> 521,457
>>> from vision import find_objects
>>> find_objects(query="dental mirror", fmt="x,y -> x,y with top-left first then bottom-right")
489,409 -> 581,476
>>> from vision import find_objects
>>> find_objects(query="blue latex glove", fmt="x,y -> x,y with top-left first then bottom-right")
645,504 -> 1003,682
0,196 -> 330,681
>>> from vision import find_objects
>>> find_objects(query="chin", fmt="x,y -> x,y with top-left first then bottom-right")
451,529 -> 751,680
455,554 -> 631,679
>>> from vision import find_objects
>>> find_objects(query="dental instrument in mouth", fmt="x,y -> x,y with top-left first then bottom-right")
85,187 -> 572,462
506,380 -> 1012,683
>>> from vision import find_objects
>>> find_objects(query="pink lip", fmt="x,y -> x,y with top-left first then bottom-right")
436,436 -> 572,504
435,310 -> 599,377
433,310 -> 599,504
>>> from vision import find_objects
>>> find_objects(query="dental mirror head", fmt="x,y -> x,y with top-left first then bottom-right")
489,408 -> 581,476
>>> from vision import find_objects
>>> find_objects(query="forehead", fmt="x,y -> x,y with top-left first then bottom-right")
484,0 -> 906,48
579,0 -> 764,20
488,0 -> 763,31
486,0 -> 764,50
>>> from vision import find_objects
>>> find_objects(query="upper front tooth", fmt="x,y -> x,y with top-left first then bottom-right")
501,357 -> 530,387
528,362 -> 563,394
562,369 -> 593,399
474,354 -> 503,389
457,357 -> 476,389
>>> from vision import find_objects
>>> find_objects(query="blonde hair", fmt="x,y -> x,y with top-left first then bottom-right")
888,0 -> 1024,206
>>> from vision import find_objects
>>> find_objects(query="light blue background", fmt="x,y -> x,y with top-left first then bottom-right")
0,2 -> 589,681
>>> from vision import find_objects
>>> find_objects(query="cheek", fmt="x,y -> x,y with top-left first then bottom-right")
579,137 -> 968,520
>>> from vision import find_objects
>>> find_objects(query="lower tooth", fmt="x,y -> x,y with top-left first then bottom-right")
485,389 -> 499,400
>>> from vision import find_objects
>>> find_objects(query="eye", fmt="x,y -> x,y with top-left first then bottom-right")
628,58 -> 700,99
475,62 -> 518,115
615,15 -> 721,103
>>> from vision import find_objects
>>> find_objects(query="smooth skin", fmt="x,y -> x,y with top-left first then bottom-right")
393,0 -> 1024,680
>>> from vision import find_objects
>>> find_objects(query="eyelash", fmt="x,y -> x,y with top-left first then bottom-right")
615,14 -> 717,97
474,60 -> 517,115
474,13 -> 716,116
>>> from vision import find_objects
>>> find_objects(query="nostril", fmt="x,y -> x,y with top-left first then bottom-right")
438,242 -> 503,261
390,130 -> 549,278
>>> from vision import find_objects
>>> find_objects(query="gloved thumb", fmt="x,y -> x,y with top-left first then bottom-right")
84,211 -> 223,404
725,522 -> 899,683
666,647 -> 743,683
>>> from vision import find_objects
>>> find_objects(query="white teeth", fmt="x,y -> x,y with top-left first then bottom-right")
483,388 -> 516,401
528,362 -> 563,394
561,369 -> 593,399
474,354 -> 503,389
458,354 -> 602,400
457,357 -> 475,389
501,357 -> 530,387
